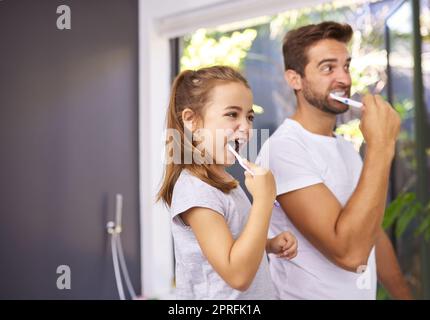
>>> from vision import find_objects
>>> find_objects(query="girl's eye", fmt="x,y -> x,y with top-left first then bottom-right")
226,112 -> 238,118
248,114 -> 255,122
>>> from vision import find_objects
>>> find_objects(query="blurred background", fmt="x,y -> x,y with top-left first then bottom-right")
0,0 -> 429,299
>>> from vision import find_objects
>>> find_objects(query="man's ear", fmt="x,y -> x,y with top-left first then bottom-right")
284,70 -> 302,91
182,108 -> 197,131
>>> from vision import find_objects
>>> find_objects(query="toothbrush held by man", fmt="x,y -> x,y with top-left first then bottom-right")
329,90 -> 363,108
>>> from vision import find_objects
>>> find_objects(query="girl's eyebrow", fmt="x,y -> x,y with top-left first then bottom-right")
225,105 -> 242,111
225,105 -> 254,113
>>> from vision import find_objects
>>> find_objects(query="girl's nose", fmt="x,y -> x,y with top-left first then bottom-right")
238,120 -> 251,133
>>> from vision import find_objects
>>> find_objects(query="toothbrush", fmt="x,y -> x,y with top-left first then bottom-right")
329,93 -> 363,108
227,142 -> 281,207
227,143 -> 254,176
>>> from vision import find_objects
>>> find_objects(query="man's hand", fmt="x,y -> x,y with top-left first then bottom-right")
360,94 -> 401,151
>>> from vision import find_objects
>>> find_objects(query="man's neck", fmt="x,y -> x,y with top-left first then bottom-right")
291,97 -> 337,137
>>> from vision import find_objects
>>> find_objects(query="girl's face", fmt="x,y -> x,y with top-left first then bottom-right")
196,82 -> 254,166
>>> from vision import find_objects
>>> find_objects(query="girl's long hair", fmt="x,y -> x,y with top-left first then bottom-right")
157,65 -> 250,206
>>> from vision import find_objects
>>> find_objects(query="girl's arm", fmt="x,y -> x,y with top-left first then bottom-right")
181,198 -> 272,291
181,162 -> 276,291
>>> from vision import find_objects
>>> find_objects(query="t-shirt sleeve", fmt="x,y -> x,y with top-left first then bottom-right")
259,137 -> 323,196
170,172 -> 227,228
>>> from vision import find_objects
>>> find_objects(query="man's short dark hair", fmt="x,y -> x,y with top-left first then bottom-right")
282,21 -> 353,76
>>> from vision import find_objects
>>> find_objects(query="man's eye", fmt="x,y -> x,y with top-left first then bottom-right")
248,114 -> 255,122
344,65 -> 350,72
321,65 -> 332,72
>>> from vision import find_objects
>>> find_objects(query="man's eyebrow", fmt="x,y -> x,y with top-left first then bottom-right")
317,57 -> 352,67
317,58 -> 338,67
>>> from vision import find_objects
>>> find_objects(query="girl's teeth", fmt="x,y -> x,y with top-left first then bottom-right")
228,138 -> 247,153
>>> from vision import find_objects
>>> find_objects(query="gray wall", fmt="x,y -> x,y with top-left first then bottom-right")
0,0 -> 140,299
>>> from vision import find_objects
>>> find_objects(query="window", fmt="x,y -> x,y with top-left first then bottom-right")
174,0 -> 430,298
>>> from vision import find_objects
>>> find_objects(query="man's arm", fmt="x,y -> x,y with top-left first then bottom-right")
277,147 -> 392,271
277,95 -> 401,271
375,228 -> 413,299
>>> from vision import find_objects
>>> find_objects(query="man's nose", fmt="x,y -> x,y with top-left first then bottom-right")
335,68 -> 352,87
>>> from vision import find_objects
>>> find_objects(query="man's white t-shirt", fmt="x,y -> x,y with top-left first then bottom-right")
257,118 -> 377,300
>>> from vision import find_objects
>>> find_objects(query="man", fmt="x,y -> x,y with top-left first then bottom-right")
257,21 -> 412,299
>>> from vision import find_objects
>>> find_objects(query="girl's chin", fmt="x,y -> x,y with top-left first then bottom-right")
225,150 -> 237,165
215,159 -> 235,166
213,153 -> 236,166
224,161 -> 235,167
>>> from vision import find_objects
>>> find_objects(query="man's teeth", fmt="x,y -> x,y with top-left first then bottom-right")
331,91 -> 346,97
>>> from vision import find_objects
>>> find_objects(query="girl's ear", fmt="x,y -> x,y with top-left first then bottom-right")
284,70 -> 302,91
182,108 -> 197,131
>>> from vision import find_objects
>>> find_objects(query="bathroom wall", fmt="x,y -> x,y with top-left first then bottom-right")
0,0 -> 140,299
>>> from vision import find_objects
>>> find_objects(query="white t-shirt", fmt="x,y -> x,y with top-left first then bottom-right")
256,118 -> 377,300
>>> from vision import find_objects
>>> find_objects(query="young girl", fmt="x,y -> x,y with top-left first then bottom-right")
158,65 -> 297,299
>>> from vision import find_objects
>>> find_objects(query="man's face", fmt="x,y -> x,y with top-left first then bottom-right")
300,39 -> 352,115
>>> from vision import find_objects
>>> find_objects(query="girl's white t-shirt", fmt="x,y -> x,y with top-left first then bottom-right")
170,169 -> 276,300
257,118 -> 377,300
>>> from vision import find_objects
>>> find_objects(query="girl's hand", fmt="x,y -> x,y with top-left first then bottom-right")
267,231 -> 298,259
243,161 -> 276,204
